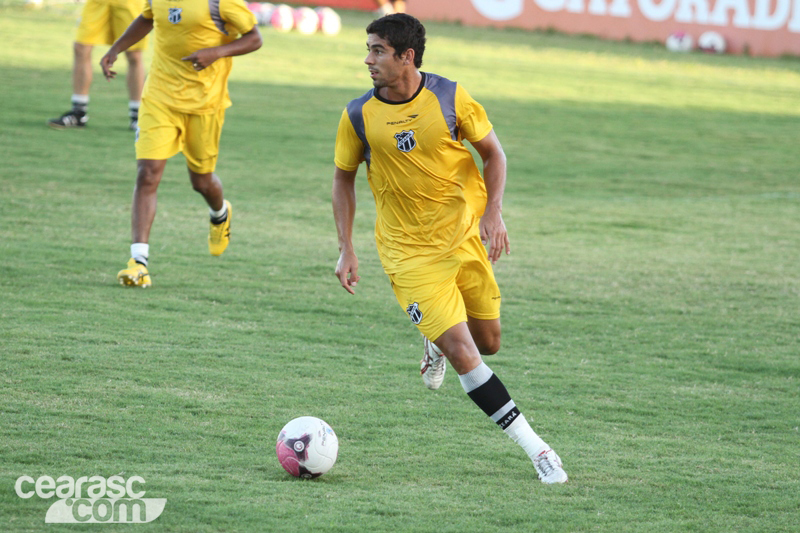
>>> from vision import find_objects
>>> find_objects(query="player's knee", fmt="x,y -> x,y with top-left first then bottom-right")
73,42 -> 91,60
125,50 -> 143,66
189,173 -> 213,193
476,334 -> 501,356
135,164 -> 163,190
444,349 -> 482,375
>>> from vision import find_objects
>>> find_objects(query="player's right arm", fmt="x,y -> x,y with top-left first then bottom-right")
332,108 -> 365,295
100,15 -> 154,80
333,166 -> 359,295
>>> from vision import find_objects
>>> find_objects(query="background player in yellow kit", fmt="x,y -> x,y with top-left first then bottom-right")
332,14 -> 568,484
48,0 -> 148,130
99,0 -> 262,287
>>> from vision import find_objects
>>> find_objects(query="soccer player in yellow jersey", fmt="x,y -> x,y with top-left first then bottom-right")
332,14 -> 568,483
98,0 -> 262,287
48,0 -> 148,130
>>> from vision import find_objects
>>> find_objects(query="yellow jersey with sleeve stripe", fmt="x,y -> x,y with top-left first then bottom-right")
334,72 -> 494,275
141,0 -> 256,114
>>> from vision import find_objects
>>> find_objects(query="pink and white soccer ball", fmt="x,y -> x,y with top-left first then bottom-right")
256,3 -> 274,26
270,4 -> 294,33
315,6 -> 341,36
665,31 -> 693,52
276,416 -> 339,479
294,6 -> 318,35
698,31 -> 727,54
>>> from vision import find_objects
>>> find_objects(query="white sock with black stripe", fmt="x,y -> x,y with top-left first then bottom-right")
131,243 -> 149,266
459,362 -> 550,461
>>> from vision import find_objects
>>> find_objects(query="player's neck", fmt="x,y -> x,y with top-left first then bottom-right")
379,70 -> 423,103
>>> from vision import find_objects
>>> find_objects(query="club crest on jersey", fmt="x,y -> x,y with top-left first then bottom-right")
168,7 -> 182,24
394,130 -> 416,153
406,302 -> 423,324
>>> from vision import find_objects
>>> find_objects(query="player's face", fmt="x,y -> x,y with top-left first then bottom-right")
365,34 -> 405,89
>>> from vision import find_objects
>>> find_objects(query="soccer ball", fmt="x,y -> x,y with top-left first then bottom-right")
270,4 -> 294,33
315,7 -> 341,36
276,416 -> 339,478
294,6 -> 318,35
698,31 -> 727,54
665,32 -> 693,52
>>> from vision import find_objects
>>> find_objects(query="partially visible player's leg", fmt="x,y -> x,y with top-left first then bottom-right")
433,322 -> 568,484
388,257 -> 462,390
49,0 -> 110,128
48,42 -> 93,129
117,159 -> 164,287
132,159 -> 168,246
124,50 -> 145,131
116,158 -> 166,286
117,100 -> 181,286
184,109 -> 232,256
72,42 -> 93,96
114,2 -> 148,130
188,171 -> 232,256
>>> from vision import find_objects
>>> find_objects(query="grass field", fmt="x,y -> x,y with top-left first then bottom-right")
1,4 -> 799,532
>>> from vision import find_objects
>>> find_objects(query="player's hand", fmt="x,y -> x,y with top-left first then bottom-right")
335,249 -> 360,295
100,51 -> 118,80
480,206 -> 511,264
181,49 -> 219,71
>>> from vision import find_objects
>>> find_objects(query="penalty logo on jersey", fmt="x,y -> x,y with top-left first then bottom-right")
168,8 -> 182,24
406,302 -> 423,324
394,130 -> 416,153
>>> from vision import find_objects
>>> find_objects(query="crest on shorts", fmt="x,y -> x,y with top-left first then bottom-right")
406,302 -> 423,325
168,7 -> 182,24
394,130 -> 416,153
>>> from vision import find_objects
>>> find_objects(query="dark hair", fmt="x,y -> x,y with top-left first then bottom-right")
366,14 -> 426,68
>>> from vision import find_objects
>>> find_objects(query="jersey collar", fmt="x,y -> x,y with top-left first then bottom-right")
374,72 -> 426,105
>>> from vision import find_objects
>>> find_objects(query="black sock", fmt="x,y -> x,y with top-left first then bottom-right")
461,366 -> 521,430
210,212 -> 228,225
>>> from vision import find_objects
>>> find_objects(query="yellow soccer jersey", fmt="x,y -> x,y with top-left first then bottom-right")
141,0 -> 256,114
335,73 -> 494,274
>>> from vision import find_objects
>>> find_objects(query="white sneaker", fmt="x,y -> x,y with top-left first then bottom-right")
420,337 -> 446,390
533,449 -> 568,484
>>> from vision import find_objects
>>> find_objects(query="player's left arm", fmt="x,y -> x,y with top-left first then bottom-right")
184,0 -> 262,69
182,26 -> 262,70
472,130 -> 511,264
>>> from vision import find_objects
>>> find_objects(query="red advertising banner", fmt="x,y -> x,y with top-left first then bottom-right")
291,0 -> 376,9
407,0 -> 800,56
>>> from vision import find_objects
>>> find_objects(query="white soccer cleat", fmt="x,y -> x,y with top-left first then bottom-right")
420,337 -> 446,390
533,449 -> 568,484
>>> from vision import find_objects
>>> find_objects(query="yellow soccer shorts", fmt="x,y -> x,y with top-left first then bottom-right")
75,0 -> 148,51
135,98 -> 226,174
388,229 -> 501,342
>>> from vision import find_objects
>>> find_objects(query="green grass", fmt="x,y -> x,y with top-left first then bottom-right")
2,5 -> 799,532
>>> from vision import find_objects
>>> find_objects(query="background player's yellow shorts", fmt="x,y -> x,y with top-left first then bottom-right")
388,229 -> 501,342
75,0 -> 148,51
135,98 -> 226,174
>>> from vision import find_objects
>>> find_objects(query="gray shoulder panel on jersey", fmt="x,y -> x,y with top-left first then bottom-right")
424,72 -> 458,141
209,0 -> 228,35
346,89 -> 375,168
